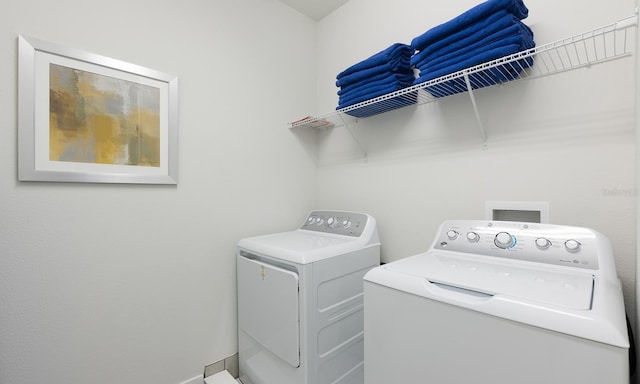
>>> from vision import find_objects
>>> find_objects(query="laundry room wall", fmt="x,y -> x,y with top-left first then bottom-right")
0,1 -> 317,384
313,0 -> 638,327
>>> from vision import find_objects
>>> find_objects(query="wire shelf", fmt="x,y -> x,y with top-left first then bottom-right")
289,14 -> 638,130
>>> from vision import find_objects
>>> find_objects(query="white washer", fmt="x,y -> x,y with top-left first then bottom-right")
237,210 -> 380,384
364,220 -> 631,384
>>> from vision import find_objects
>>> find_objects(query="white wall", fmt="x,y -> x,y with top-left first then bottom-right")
0,1 -> 317,383
315,0 -> 638,327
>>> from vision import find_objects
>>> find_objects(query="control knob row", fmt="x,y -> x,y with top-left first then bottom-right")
446,230 -> 480,243
308,216 -> 351,228
328,217 -> 352,228
444,228 -> 582,252
534,237 -> 581,252
307,216 -> 325,225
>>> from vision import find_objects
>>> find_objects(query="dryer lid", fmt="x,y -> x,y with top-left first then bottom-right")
238,230 -> 366,264
384,251 -> 594,310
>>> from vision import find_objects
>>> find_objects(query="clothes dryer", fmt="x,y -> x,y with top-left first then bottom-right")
237,211 -> 380,384
364,220 -> 631,384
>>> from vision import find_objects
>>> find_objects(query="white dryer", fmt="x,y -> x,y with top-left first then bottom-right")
237,210 -> 380,384
364,220 -> 631,384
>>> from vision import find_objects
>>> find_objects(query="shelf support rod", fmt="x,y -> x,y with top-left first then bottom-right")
337,112 -> 368,161
463,71 -> 488,145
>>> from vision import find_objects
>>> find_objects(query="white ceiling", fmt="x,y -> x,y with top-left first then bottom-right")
277,0 -> 351,20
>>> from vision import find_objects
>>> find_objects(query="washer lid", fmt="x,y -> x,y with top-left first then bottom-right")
237,230 -> 365,264
384,251 -> 594,310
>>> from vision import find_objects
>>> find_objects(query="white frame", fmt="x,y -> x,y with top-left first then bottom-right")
18,35 -> 179,184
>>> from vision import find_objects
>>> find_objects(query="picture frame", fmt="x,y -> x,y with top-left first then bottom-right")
18,35 -> 179,184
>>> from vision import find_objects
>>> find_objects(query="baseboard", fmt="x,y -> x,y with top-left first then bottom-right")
204,353 -> 239,379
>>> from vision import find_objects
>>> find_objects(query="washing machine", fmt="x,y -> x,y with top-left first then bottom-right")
237,210 -> 380,384
364,220 -> 631,384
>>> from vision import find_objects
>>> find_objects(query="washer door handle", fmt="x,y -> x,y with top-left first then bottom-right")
426,280 -> 493,304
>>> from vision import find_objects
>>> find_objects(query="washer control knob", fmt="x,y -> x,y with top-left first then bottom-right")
446,230 -> 459,240
315,217 -> 324,225
466,232 -> 480,243
307,216 -> 315,224
494,232 -> 515,249
565,239 -> 581,252
342,220 -> 351,228
327,217 -> 337,228
535,237 -> 551,250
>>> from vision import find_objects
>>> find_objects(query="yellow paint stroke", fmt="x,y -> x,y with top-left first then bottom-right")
91,114 -> 119,164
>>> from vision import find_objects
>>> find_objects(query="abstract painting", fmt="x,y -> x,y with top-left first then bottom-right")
18,35 -> 178,184
49,64 -> 161,167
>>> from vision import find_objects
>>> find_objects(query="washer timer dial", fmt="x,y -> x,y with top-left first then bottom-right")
494,232 -> 516,249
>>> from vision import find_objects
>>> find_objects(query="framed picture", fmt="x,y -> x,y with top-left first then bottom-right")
18,35 -> 179,184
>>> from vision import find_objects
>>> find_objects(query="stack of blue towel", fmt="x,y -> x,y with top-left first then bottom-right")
336,43 -> 416,117
411,0 -> 535,97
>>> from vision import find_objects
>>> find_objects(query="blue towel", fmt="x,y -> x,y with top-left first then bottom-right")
336,58 -> 412,87
414,41 -> 535,85
338,79 -> 414,108
337,43 -> 414,79
415,21 -> 532,70
411,0 -> 528,50
338,72 -> 416,96
411,10 -> 517,67
417,26 -> 534,75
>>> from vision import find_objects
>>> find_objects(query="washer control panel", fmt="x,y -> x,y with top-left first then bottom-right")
433,220 -> 600,270
300,210 -> 368,237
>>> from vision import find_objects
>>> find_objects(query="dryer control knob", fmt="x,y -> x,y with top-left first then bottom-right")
466,232 -> 480,242
494,232 -> 515,249
446,230 -> 459,240
565,239 -> 581,252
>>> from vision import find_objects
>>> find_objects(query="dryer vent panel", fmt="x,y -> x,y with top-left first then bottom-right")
485,201 -> 549,224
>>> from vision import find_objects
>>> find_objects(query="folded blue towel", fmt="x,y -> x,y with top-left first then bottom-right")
337,43 -> 414,79
338,72 -> 416,96
417,26 -> 533,76
415,21 -> 532,70
411,10 -> 517,67
336,58 -> 412,87
411,0 -> 528,51
338,79 -> 414,108
420,37 -> 531,76
338,69 -> 402,91
414,40 -> 534,85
